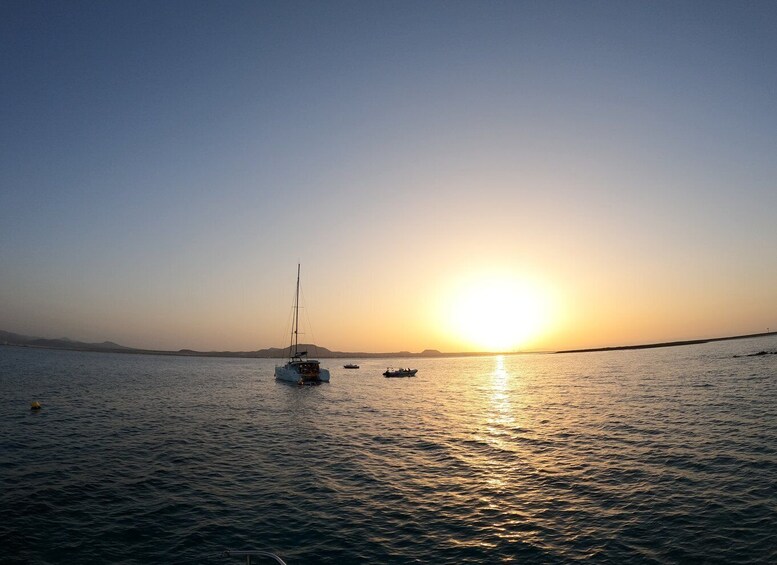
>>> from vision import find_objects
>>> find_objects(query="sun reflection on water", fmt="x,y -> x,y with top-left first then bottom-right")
483,355 -> 517,450
463,355 -> 544,549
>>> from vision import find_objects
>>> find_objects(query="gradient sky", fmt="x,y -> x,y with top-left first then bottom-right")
2,1 -> 776,353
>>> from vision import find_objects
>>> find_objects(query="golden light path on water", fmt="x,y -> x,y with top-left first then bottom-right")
457,356 -> 533,550
484,356 -> 515,453
453,354 -> 596,552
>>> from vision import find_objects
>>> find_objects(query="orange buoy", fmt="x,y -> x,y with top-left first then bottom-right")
30,401 -> 42,410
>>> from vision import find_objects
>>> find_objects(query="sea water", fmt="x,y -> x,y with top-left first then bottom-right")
1,338 -> 776,564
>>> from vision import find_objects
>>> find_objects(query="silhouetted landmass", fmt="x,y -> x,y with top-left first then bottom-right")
555,331 -> 777,354
0,331 -> 467,358
733,350 -> 777,358
3,329 -> 776,359
1,330 -> 132,352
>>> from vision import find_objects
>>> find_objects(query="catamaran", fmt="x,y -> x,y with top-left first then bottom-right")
274,264 -> 330,385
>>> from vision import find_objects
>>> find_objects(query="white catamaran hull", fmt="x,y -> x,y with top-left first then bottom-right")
274,365 -> 331,383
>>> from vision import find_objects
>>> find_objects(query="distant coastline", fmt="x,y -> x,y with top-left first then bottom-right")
0,330 -> 470,359
2,329 -> 775,359
554,331 -> 777,354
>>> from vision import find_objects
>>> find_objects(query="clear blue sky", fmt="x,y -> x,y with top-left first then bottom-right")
2,1 -> 776,352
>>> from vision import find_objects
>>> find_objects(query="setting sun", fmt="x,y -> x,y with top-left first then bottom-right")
443,273 -> 553,352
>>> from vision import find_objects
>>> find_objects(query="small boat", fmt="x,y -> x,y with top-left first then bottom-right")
383,367 -> 417,378
274,265 -> 331,385
343,363 -> 359,369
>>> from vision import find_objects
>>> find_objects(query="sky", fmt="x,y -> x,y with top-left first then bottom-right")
2,0 -> 776,353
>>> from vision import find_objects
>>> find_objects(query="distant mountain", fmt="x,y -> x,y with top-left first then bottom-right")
1,330 -> 132,352
0,331 -> 453,358
178,344 -> 451,359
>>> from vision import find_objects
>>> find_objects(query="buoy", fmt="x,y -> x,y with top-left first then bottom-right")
30,401 -> 42,410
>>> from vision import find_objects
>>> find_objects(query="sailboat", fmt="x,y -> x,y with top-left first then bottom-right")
274,264 -> 331,385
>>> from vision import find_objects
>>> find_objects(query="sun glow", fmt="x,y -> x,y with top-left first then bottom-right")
444,273 -> 552,352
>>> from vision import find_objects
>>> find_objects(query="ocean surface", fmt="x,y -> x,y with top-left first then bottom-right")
1,338 -> 776,564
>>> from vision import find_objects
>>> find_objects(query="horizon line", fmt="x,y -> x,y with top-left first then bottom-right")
2,329 -> 775,359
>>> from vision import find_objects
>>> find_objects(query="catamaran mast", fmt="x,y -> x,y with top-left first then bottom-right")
293,263 -> 301,357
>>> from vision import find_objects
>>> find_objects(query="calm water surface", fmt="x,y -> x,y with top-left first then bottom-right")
2,338 -> 776,563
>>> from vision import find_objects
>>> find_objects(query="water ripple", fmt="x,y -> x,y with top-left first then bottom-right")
2,342 -> 777,563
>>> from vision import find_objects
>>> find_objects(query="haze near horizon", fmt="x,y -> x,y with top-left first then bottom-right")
2,1 -> 776,353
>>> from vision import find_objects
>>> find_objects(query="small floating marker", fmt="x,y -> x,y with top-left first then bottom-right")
30,401 -> 42,411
